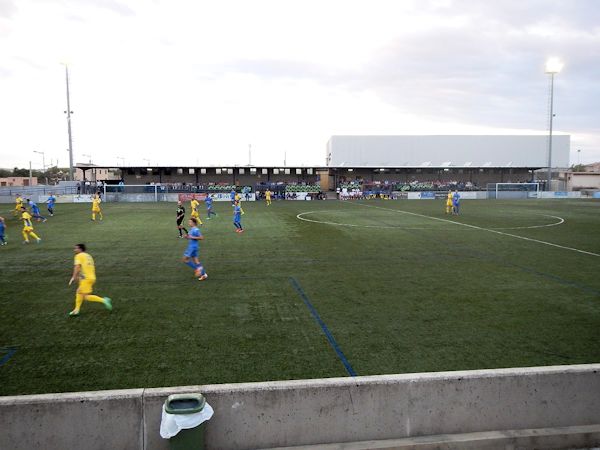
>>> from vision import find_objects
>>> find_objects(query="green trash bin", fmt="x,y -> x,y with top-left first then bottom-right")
164,393 -> 208,450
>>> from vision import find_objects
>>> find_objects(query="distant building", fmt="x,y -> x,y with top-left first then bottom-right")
0,177 -> 38,187
565,162 -> 600,191
75,163 -> 120,182
581,162 -> 600,173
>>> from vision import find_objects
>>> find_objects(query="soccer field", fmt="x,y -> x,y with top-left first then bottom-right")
1,198 -> 599,396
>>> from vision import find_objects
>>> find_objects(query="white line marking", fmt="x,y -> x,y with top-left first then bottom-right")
492,215 -> 565,230
297,211 -> 565,231
343,201 -> 600,258
297,211 -> 449,229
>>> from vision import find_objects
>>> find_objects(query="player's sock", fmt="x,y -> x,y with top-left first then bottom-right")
29,231 -> 40,240
178,228 -> 183,237
92,213 -> 96,221
185,261 -> 197,269
99,212 -> 103,220
22,231 -> 29,243
182,227 -> 188,234
75,293 -> 84,311
85,294 -> 105,303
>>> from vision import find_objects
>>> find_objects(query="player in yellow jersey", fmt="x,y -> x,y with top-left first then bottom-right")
68,243 -> 112,317
13,195 -> 24,216
20,207 -> 41,244
91,193 -> 103,221
265,189 -> 272,206
190,198 -> 203,225
445,191 -> 453,214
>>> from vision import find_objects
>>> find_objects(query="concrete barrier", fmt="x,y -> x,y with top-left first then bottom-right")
0,389 -> 143,450
1,364 -> 599,450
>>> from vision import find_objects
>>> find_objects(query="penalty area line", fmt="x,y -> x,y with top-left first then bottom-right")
289,277 -> 357,377
345,201 -> 600,258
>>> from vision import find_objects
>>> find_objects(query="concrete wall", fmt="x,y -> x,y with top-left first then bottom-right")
567,173 -> 600,190
1,365 -> 600,450
0,389 -> 144,449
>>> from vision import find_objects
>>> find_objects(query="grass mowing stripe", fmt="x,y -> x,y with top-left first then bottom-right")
289,277 -> 357,377
347,201 -> 600,257
0,347 -> 17,367
445,244 -> 600,297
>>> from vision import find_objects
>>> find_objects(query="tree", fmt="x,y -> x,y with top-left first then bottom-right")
570,164 -> 586,172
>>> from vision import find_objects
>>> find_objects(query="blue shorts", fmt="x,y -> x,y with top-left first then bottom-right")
32,208 -> 40,215
233,215 -> 241,223
184,246 -> 199,258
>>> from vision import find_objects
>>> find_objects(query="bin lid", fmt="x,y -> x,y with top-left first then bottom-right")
164,393 -> 206,415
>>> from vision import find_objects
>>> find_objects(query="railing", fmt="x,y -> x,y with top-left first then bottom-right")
0,185 -> 79,196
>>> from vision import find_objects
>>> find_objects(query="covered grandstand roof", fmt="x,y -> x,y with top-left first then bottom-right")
326,135 -> 570,169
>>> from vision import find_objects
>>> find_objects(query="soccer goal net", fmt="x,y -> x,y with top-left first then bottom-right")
487,182 -> 540,199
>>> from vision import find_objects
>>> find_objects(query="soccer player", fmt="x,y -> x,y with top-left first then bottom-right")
13,195 -> 24,216
265,189 -> 272,206
445,191 -> 453,214
46,193 -> 56,216
230,189 -> 236,205
27,199 -> 46,222
20,207 -> 41,244
68,243 -> 112,317
0,216 -> 6,245
234,192 -> 245,215
176,201 -> 188,238
233,201 -> 243,233
205,195 -> 217,219
182,218 -> 207,281
190,197 -> 203,225
92,193 -> 103,221
452,190 -> 461,215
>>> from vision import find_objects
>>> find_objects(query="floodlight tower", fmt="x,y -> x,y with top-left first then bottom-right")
545,57 -> 563,191
63,64 -> 75,181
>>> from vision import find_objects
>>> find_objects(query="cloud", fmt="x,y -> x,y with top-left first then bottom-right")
0,0 -> 17,19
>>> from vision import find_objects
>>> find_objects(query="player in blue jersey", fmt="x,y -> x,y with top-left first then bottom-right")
27,199 -> 46,222
182,218 -> 208,281
230,189 -> 236,205
233,201 -> 244,233
0,216 -> 6,245
452,190 -> 461,215
205,195 -> 217,219
46,193 -> 56,216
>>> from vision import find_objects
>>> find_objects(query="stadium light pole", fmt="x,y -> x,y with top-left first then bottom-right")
545,57 -> 563,191
33,150 -> 45,171
62,64 -> 75,181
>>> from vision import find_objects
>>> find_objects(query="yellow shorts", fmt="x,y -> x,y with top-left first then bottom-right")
92,207 -> 101,213
77,279 -> 95,295
23,226 -> 33,232
191,210 -> 199,218
446,201 -> 453,207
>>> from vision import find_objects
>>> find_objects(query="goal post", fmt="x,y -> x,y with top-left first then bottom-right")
487,182 -> 541,199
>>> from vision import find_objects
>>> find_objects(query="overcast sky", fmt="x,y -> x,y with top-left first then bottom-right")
1,0 -> 599,170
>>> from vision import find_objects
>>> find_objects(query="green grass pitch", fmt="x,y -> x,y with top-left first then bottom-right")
1,198 -> 599,395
